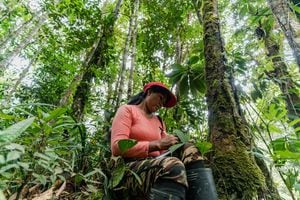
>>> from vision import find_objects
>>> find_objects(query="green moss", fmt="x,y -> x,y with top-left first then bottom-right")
212,136 -> 266,200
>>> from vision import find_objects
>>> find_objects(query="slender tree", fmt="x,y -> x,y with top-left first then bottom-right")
69,0 -> 123,171
127,0 -> 140,99
115,0 -> 136,108
71,0 -> 123,122
0,16 -> 46,69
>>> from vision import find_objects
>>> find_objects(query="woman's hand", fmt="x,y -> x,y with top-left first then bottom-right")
149,135 -> 179,152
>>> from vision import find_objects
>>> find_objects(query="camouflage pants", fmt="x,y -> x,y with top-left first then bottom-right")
114,143 -> 203,198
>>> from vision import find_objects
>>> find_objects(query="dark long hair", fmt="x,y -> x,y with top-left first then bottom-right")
127,86 -> 170,105
128,92 -> 147,105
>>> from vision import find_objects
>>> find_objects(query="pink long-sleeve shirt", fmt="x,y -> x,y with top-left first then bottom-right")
111,104 -> 167,158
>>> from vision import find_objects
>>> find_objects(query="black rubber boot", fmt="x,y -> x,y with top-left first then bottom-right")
149,179 -> 186,200
149,188 -> 183,200
186,167 -> 218,200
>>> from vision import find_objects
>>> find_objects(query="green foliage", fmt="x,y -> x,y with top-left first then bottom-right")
1,0 -> 300,198
117,139 -> 138,153
173,129 -> 190,143
0,117 -> 35,143
0,104 -> 88,197
196,141 -> 213,156
167,51 -> 206,97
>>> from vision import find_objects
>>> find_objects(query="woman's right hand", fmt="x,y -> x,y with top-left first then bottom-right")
159,135 -> 179,149
149,135 -> 179,152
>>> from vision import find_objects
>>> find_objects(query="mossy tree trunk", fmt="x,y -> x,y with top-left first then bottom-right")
267,0 -> 300,70
202,0 -> 267,199
70,0 -> 123,171
262,31 -> 300,134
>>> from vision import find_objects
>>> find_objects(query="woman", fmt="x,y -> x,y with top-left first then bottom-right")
111,82 -> 212,200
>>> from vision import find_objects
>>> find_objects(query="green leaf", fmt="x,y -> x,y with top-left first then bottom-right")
178,75 -> 189,97
0,117 -> 35,143
271,138 -> 286,151
274,150 -> 300,160
0,155 -> 5,164
84,168 -> 104,178
190,73 -> 206,95
168,143 -> 185,153
0,164 -> 19,173
0,113 -> 15,120
84,168 -> 108,186
118,139 -> 137,153
74,174 -> 84,184
6,151 -> 22,162
166,64 -> 186,84
291,3 -> 300,14
109,163 -> 126,188
294,183 -> 300,192
276,109 -> 287,120
5,143 -> 25,153
289,118 -> 300,127
34,152 -> 51,161
196,141 -> 212,155
17,162 -> 30,170
187,56 -> 199,65
86,184 -> 98,193
44,107 -> 67,122
268,124 -> 281,133
33,173 -> 47,185
173,129 -> 189,143
0,190 -> 6,200
54,167 -> 63,175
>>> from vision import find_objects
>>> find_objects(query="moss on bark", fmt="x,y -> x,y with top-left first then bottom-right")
212,135 -> 266,199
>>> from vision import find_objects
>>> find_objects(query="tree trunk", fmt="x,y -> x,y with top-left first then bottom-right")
254,154 -> 281,200
115,0 -> 136,108
7,58 -> 36,99
192,0 -> 202,24
71,0 -> 123,122
267,0 -> 300,70
69,0 -> 123,171
261,30 -> 300,134
127,0 -> 139,100
0,16 -> 46,69
202,0 -> 266,199
0,11 -> 41,48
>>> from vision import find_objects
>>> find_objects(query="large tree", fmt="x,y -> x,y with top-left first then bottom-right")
202,0 -> 267,199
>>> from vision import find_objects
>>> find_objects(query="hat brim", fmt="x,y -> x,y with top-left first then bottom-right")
143,82 -> 177,108
161,88 -> 177,108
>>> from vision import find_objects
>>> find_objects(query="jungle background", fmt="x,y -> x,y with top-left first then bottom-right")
0,0 -> 300,199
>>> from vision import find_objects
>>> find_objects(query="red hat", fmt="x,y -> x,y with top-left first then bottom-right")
143,82 -> 177,108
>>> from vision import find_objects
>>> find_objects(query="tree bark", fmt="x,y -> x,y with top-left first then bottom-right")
7,58 -> 37,99
127,0 -> 139,100
0,16 -> 46,69
71,0 -> 123,122
59,35 -> 103,107
202,0 -> 266,199
192,0 -> 202,24
115,0 -> 136,108
261,29 -> 300,134
69,0 -> 122,172
267,0 -> 300,70
0,12 -> 40,48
